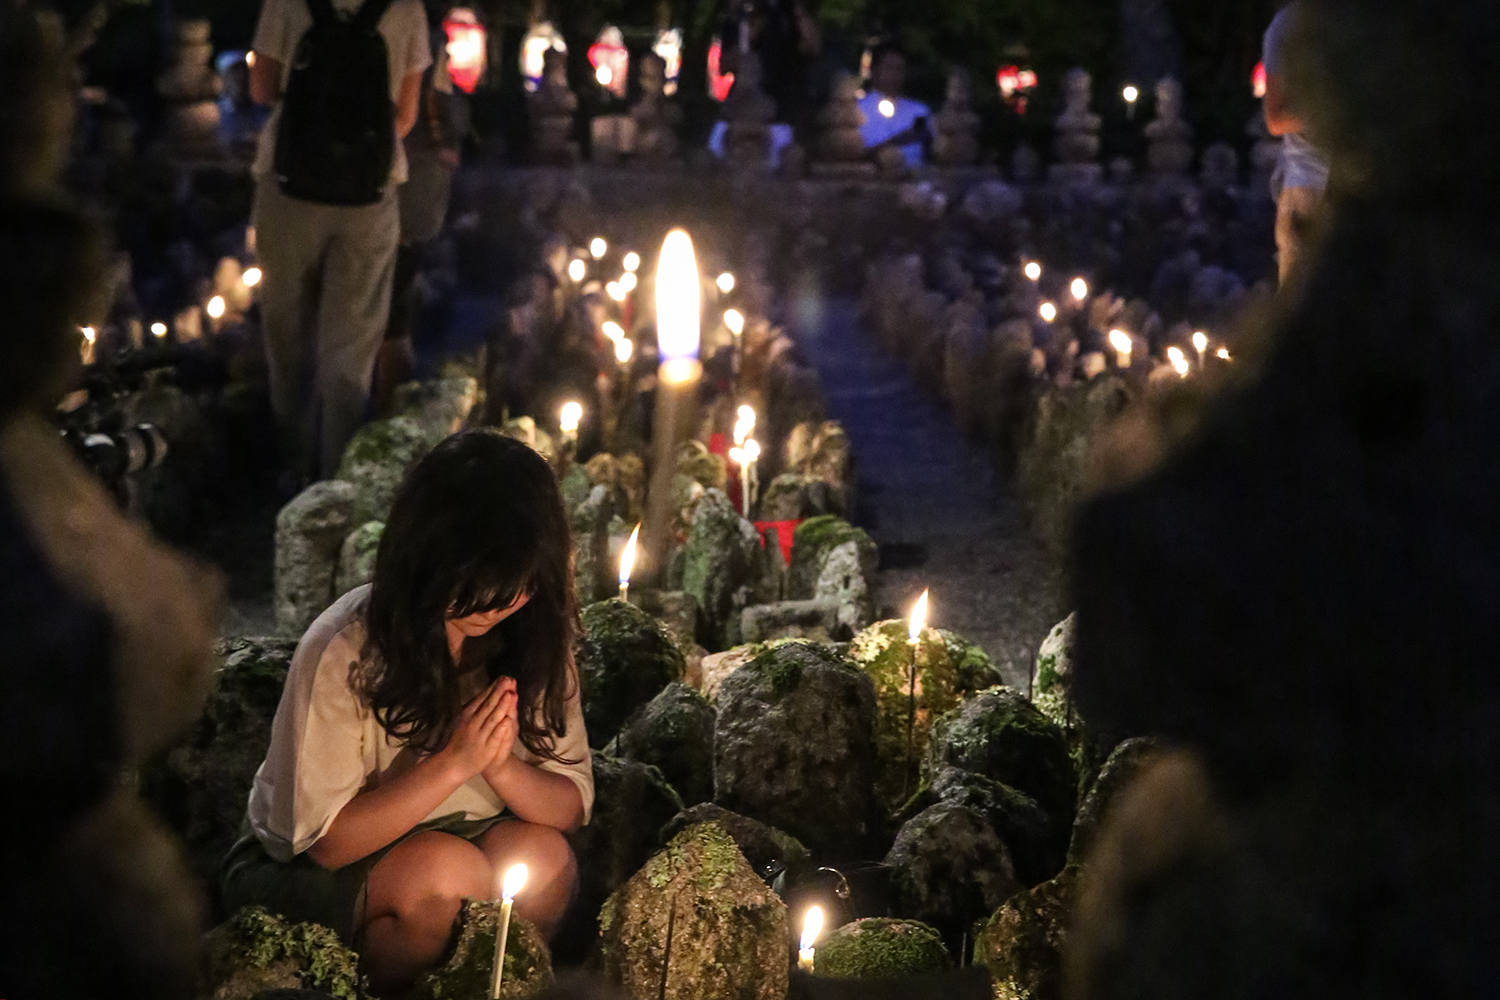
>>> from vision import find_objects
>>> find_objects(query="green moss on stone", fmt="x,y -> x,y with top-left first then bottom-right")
207,906 -> 362,1000
335,415 -> 433,524
788,516 -> 877,601
577,599 -> 686,746
411,899 -> 552,1000
814,917 -> 951,979
973,867 -> 1080,1000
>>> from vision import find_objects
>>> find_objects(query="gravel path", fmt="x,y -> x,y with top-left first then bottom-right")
797,299 -> 1067,688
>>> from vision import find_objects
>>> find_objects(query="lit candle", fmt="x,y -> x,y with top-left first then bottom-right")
1070,278 -> 1089,303
1024,261 -> 1042,282
729,438 -> 760,516
717,272 -> 735,294
590,237 -> 607,260
606,281 -> 625,303
151,321 -> 168,340
622,251 -> 641,273
568,258 -> 587,283
614,336 -> 633,364
1217,347 -> 1231,361
733,404 -> 756,445
619,524 -> 639,602
904,589 -> 929,798
559,400 -> 582,444
619,271 -> 638,294
490,864 -> 528,1000
242,266 -> 262,288
207,295 -> 227,330
80,326 -> 96,366
1108,329 -> 1132,370
1167,346 -> 1189,377
1192,331 -> 1208,369
602,320 -> 624,344
878,98 -> 895,118
655,229 -> 702,386
1123,84 -> 1139,120
798,905 -> 824,972
1039,301 -> 1057,324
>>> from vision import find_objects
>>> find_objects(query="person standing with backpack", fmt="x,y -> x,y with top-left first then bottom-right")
249,0 -> 430,480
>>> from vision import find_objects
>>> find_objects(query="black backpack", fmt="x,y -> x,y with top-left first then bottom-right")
274,0 -> 397,206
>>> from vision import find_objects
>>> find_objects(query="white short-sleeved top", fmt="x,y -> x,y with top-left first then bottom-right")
247,585 -> 594,862
250,0 -> 432,185
1263,5 -> 1330,195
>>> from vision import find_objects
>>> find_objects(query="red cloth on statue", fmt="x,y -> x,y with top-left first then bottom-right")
755,519 -> 803,565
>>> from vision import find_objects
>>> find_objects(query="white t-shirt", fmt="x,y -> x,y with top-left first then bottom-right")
858,91 -> 930,168
247,585 -> 595,862
250,0 -> 431,185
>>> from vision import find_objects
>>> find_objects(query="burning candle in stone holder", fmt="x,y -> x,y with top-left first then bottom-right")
798,905 -> 824,972
619,524 -> 639,602
1192,331 -> 1208,369
1109,329 -> 1133,370
904,589 -> 929,796
490,864 -> 528,1000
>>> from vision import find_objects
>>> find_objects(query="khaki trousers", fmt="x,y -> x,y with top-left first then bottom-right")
253,180 -> 400,478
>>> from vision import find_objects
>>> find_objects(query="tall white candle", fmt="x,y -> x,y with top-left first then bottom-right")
490,864 -> 528,999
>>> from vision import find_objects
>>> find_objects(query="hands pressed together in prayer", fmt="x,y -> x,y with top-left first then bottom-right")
441,675 -> 519,781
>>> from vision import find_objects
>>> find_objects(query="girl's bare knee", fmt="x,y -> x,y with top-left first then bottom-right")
366,830 -> 493,922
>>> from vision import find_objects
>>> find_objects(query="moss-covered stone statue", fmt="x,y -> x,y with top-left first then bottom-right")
926,687 -> 1077,848
850,619 -> 1005,805
813,917 -> 951,978
658,802 -> 810,880
787,516 -> 878,633
336,414 -> 433,525
576,599 -> 685,747
1066,737 -> 1162,866
600,822 -> 788,1000
334,520 -> 383,595
973,868 -> 1080,1000
614,682 -> 716,806
1030,613 -> 1075,731
681,488 -> 765,650
410,899 -> 553,999
204,906 -> 363,1000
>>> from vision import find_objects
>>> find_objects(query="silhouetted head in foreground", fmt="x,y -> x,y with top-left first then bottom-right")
1069,1 -> 1500,998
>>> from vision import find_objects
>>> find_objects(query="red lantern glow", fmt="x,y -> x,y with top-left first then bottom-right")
443,8 -> 486,94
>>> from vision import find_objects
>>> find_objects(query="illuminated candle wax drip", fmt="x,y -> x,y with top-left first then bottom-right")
619,524 -> 639,601
490,864 -> 528,1000
655,229 -> 701,382
798,905 -> 824,972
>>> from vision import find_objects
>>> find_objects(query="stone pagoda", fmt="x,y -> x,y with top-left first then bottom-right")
1145,76 -> 1193,175
156,20 -> 223,160
932,69 -> 980,167
529,48 -> 579,165
1048,68 -> 1102,184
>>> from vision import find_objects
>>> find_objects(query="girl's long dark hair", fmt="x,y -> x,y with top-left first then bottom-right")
361,430 -> 579,761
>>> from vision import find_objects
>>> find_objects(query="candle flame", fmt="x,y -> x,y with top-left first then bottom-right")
909,589 -> 929,643
1023,261 -> 1042,281
1123,85 -> 1139,103
800,906 -> 824,951
1039,301 -> 1057,323
1168,347 -> 1190,377
619,271 -> 638,293
724,308 -> 744,336
559,401 -> 583,434
1070,278 -> 1089,302
607,281 -> 625,302
502,863 -> 528,900
655,229 -> 701,365
1217,347 -> 1231,361
568,259 -> 586,282
733,404 -> 756,445
151,322 -> 168,339
717,272 -> 735,294
1192,331 -> 1208,354
590,237 -> 607,260
878,98 -> 895,118
615,337 -> 633,363
742,438 -> 760,463
81,325 -> 96,344
602,320 -> 624,342
619,524 -> 640,586
1109,329 -> 1133,356
622,252 -> 641,273
207,295 -> 226,319
242,266 -> 262,287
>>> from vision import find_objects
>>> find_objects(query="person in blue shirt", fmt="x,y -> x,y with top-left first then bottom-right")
1263,3 -> 1329,283
858,42 -> 929,168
